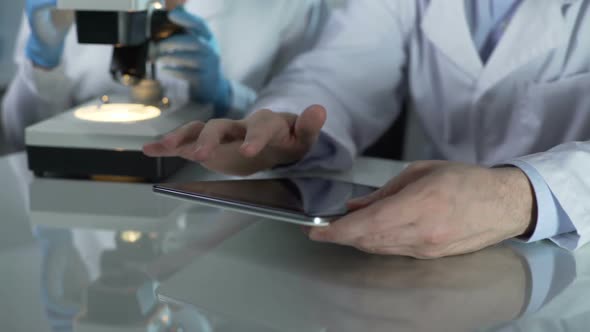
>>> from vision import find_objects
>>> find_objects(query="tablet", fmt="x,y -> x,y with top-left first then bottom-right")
153,177 -> 378,227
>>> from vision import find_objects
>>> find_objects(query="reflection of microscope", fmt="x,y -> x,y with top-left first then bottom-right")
34,225 -> 216,332
26,0 -> 213,181
28,165 -> 264,331
29,172 -> 225,332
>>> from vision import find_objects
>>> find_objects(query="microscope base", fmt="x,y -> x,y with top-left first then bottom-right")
27,146 -> 185,182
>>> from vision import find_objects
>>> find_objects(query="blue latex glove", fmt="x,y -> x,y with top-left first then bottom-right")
158,7 -> 232,117
25,0 -> 72,68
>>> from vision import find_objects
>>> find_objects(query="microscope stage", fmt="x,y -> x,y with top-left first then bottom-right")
26,99 -> 212,181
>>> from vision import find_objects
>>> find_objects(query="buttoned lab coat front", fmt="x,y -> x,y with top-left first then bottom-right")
2,0 -> 328,149
251,0 -> 590,248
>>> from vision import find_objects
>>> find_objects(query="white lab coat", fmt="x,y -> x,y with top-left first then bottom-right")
251,0 -> 590,248
1,0 -> 328,149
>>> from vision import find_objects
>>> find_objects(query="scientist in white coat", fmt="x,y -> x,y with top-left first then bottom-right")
145,0 -> 590,258
1,0 -> 329,150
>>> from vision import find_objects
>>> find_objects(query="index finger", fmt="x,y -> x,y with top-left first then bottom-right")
193,119 -> 247,161
240,110 -> 296,157
143,121 -> 205,157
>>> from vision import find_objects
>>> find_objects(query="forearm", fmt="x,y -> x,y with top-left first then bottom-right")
250,2 -> 414,171
1,61 -> 72,150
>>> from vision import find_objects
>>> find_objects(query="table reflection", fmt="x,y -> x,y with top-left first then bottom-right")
1,152 -> 587,332
33,220 -> 279,332
28,174 -> 263,331
485,244 -> 589,332
159,222 -> 580,332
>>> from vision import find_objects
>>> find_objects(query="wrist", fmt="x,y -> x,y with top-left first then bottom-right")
492,167 -> 538,238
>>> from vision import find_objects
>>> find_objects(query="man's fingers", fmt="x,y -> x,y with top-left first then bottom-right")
143,121 -> 204,157
240,110 -> 294,157
347,182 -> 399,211
295,105 -> 327,147
309,195 -> 406,246
237,105 -> 325,158
347,187 -> 390,211
347,181 -> 403,213
301,226 -> 312,236
162,121 -> 205,149
193,119 -> 246,161
348,160 -> 446,210
143,142 -> 172,157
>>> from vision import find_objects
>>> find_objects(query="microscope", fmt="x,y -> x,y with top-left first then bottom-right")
25,0 -> 213,181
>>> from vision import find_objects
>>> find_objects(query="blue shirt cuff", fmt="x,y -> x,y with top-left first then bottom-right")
507,160 -> 576,243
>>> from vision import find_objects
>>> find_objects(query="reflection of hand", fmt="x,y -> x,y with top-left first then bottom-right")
143,106 -> 326,176
309,245 -> 527,332
309,161 -> 536,258
25,0 -> 74,68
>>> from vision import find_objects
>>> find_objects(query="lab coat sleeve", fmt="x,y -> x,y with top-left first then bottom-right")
1,15 -> 74,151
226,0 -> 326,117
515,142 -> 590,250
226,80 -> 257,119
250,1 -> 416,171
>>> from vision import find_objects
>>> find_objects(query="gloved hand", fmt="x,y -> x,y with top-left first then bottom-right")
158,7 -> 232,117
25,0 -> 74,68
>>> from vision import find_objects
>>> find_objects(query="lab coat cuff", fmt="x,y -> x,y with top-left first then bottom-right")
27,60 -> 72,103
505,160 -> 579,249
515,146 -> 590,250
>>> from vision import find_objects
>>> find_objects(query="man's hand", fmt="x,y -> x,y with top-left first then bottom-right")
309,161 -> 537,259
143,105 -> 327,176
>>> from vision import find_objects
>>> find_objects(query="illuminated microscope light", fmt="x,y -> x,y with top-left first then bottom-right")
74,104 -> 161,123
120,230 -> 143,243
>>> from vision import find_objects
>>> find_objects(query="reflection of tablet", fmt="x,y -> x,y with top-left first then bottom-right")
153,177 -> 378,227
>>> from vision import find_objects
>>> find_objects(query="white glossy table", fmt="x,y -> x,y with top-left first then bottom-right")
0,153 -> 586,332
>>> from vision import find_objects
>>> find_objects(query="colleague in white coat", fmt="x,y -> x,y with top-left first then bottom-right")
1,0 -> 328,150
145,0 -> 590,258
